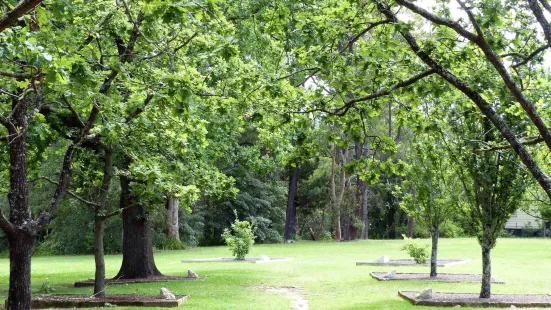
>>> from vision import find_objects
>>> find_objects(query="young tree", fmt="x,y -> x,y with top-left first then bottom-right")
446,110 -> 528,298
400,136 -> 461,277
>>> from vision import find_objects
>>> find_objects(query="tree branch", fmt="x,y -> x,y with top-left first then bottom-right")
339,19 -> 392,53
528,0 -> 551,54
61,95 -> 85,128
0,208 -> 15,236
173,32 -> 198,54
500,44 -> 550,68
78,12 -> 115,51
290,69 -> 435,116
394,0 -> 478,41
0,0 -> 42,33
540,0 -> 551,14
477,136 -> 545,152
125,93 -> 153,122
30,176 -> 100,207
399,0 -> 551,153
100,206 -> 134,220
377,2 -> 551,201
0,71 -> 37,79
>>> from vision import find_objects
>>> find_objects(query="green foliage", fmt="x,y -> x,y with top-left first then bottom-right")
200,168 -> 286,245
37,279 -> 55,294
439,220 -> 466,238
153,235 -> 187,251
222,211 -> 256,260
37,202 -> 122,255
401,235 -> 429,264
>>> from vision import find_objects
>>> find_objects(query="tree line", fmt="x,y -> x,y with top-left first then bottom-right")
2,0 -> 551,308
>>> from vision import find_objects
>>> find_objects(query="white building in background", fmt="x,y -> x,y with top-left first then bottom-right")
505,209 -> 550,237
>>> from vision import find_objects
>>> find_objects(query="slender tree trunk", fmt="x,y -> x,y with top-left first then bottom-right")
115,157 -> 162,279
480,242 -> 492,298
407,216 -> 415,238
165,198 -> 180,241
330,145 -> 341,241
284,165 -> 299,242
92,149 -> 113,295
7,233 -> 34,310
360,186 -> 368,239
93,217 -> 105,296
430,226 -> 439,278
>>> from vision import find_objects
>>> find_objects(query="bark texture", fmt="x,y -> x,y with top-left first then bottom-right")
165,198 -> 180,241
430,226 -> 439,278
93,217 -> 105,296
5,96 -> 34,310
407,216 -> 415,238
480,244 -> 492,298
92,149 -> 113,296
115,166 -> 162,279
7,233 -> 34,310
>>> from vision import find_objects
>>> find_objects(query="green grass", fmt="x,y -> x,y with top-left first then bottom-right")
1,238 -> 550,309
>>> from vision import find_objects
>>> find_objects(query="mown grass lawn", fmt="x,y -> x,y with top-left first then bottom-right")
1,238 -> 550,309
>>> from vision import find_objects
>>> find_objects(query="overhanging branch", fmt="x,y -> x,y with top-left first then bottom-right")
0,0 -> 43,33
476,136 -> 544,152
290,69 -> 435,116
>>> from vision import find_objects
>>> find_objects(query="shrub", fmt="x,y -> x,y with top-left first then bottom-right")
222,211 -> 255,260
439,220 -> 465,238
401,235 -> 429,264
37,279 -> 55,294
153,234 -> 187,250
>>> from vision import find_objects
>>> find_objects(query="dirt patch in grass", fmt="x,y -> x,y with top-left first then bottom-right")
5,294 -> 188,308
74,276 -> 204,287
254,286 -> 309,310
182,257 -> 293,264
399,291 -> 551,307
371,272 -> 504,283
357,259 -> 471,267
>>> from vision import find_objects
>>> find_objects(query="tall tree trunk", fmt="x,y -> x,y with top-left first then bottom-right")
407,216 -> 415,238
284,165 -> 299,242
330,145 -> 341,241
93,217 -> 105,296
353,144 -> 363,240
360,185 -> 369,239
115,158 -> 162,279
7,233 -> 34,310
5,96 -> 34,310
430,226 -> 439,278
165,198 -> 180,241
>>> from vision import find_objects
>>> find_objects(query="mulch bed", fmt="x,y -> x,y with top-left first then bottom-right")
356,259 -> 471,267
181,257 -> 293,264
5,294 -> 188,308
399,291 -> 551,308
74,276 -> 204,287
370,272 -> 504,283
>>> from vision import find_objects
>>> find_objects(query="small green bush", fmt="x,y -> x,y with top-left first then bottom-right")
222,211 -> 256,260
401,235 -> 429,264
37,279 -> 55,294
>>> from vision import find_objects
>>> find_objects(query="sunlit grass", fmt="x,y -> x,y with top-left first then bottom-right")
1,238 -> 550,309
